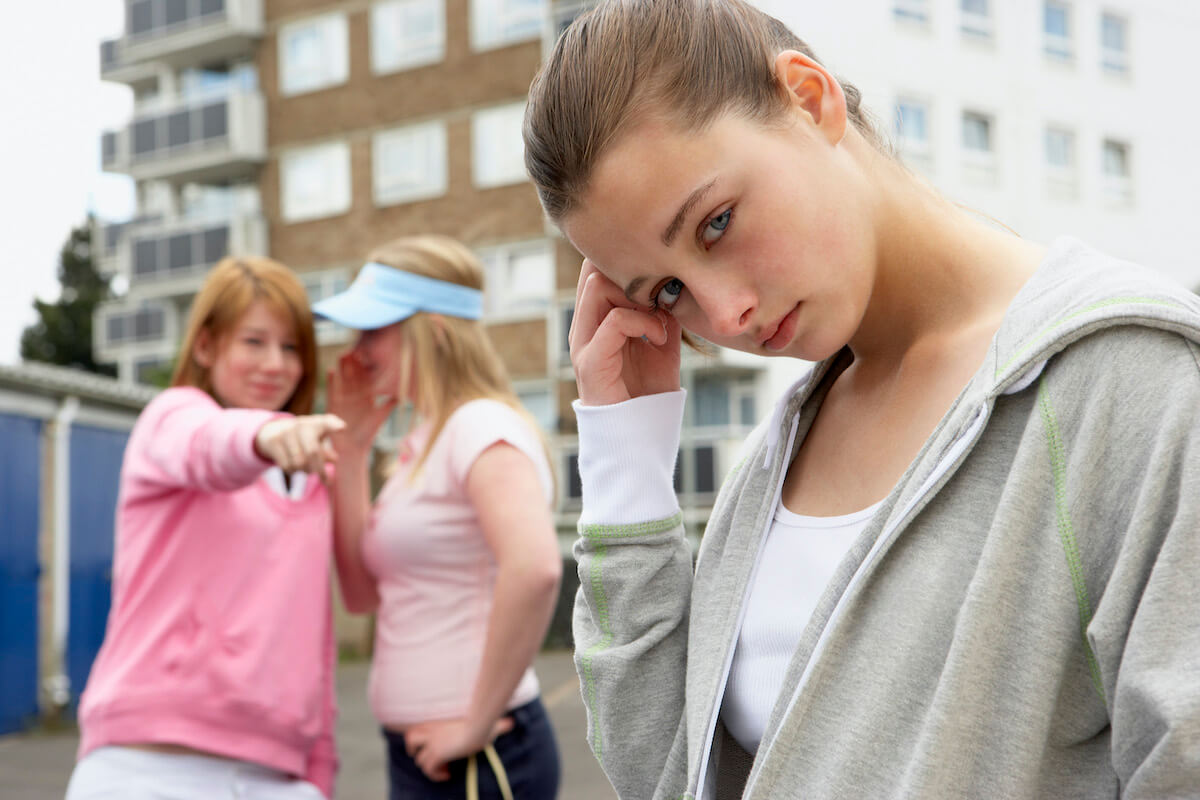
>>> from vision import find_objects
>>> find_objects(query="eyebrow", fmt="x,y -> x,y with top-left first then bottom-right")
661,178 -> 717,247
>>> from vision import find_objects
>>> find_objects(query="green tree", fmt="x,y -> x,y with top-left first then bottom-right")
20,217 -> 117,377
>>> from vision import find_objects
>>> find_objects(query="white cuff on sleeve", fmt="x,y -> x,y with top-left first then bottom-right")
574,390 -> 686,526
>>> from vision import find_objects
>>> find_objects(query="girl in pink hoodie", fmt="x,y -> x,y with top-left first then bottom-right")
65,257 -> 345,800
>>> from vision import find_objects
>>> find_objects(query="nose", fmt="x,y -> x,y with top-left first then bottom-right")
691,276 -> 755,338
262,344 -> 286,372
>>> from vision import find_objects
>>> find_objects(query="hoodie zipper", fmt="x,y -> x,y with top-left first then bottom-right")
692,411 -> 802,800
738,402 -> 991,798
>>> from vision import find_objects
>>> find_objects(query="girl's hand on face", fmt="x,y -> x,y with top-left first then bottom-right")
571,258 -> 683,405
254,414 -> 346,477
403,716 -> 514,782
326,352 -> 398,452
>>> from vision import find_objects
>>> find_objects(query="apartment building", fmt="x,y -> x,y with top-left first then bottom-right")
93,0 -> 771,565
756,0 -> 1200,300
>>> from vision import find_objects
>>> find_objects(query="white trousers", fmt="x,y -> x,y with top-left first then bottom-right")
65,746 -> 326,800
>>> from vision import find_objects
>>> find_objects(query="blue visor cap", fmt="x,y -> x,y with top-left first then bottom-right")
312,262 -> 484,330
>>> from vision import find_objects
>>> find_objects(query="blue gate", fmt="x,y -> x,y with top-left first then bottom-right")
0,413 -> 42,734
67,424 -> 129,705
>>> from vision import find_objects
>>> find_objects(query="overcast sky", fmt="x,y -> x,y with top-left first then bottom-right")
0,0 -> 134,364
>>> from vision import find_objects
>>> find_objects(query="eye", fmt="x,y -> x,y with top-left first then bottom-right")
651,278 -> 685,311
700,207 -> 732,248
282,343 -> 299,353
244,336 -> 264,347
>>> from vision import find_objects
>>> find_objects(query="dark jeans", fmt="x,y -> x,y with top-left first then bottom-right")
383,698 -> 561,800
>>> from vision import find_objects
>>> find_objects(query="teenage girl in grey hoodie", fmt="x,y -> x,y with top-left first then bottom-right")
522,1 -> 1200,798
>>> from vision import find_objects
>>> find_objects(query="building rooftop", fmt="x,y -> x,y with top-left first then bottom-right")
0,361 -> 159,410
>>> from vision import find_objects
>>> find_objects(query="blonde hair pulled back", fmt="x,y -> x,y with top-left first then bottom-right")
523,0 -> 888,222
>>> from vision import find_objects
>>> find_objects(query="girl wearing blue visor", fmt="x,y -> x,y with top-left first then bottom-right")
315,235 -> 562,800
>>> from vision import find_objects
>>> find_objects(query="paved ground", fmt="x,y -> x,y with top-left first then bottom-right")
0,650 -> 617,800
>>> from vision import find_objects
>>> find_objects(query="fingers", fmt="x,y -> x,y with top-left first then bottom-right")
571,265 -> 638,354
490,716 -> 514,740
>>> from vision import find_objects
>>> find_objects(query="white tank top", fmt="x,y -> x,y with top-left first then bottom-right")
720,499 -> 883,754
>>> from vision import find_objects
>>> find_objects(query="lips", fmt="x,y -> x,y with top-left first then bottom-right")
762,303 -> 801,352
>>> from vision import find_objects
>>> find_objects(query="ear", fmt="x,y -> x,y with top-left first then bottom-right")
193,327 -> 217,369
773,50 -> 848,145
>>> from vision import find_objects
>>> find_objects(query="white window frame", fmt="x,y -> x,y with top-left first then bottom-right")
371,0 -> 446,74
471,101 -> 529,189
470,0 -> 545,51
1100,12 -> 1130,75
373,121 -> 448,206
477,239 -> 554,319
1043,1 -> 1073,62
960,0 -> 993,39
280,141 -> 352,224
278,13 -> 349,97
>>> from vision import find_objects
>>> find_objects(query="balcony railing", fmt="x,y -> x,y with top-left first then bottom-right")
108,212 -> 268,297
101,89 -> 265,183
101,0 -> 262,83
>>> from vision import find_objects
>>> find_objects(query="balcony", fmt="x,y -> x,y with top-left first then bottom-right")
100,0 -> 262,83
94,299 -> 179,365
101,88 -> 265,184
105,212 -> 268,299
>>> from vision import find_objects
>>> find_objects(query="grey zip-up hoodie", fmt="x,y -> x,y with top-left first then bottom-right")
571,238 -> 1200,799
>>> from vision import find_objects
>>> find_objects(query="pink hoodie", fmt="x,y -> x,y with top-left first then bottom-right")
76,387 -> 338,796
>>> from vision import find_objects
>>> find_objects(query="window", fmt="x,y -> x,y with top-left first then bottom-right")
960,0 -> 992,38
893,0 -> 929,24
516,386 -> 555,431
104,306 -> 167,345
1044,127 -> 1074,169
962,110 -> 996,183
470,0 -> 545,50
564,451 -> 583,501
477,240 -> 553,316
373,122 -> 448,206
279,13 -> 348,97
300,268 -> 352,341
471,102 -> 528,188
894,99 -> 931,163
1043,1 -> 1072,61
1102,139 -> 1130,178
1101,13 -> 1129,74
962,111 -> 993,153
281,142 -> 351,223
371,0 -> 445,73
1044,127 -> 1077,200
693,376 -> 757,428
1102,138 -> 1132,205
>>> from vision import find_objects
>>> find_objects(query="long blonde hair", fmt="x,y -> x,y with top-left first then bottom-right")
370,236 -> 549,479
171,256 -> 317,415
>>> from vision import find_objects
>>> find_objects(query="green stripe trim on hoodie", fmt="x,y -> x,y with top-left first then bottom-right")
998,297 -> 1187,380
1037,374 -> 1107,704
579,512 -> 684,539
580,539 -> 613,766
577,512 -> 684,767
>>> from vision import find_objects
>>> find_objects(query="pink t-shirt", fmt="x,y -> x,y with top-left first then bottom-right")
363,399 -> 554,726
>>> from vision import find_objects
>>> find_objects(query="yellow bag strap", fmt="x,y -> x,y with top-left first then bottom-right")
466,744 -> 513,800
